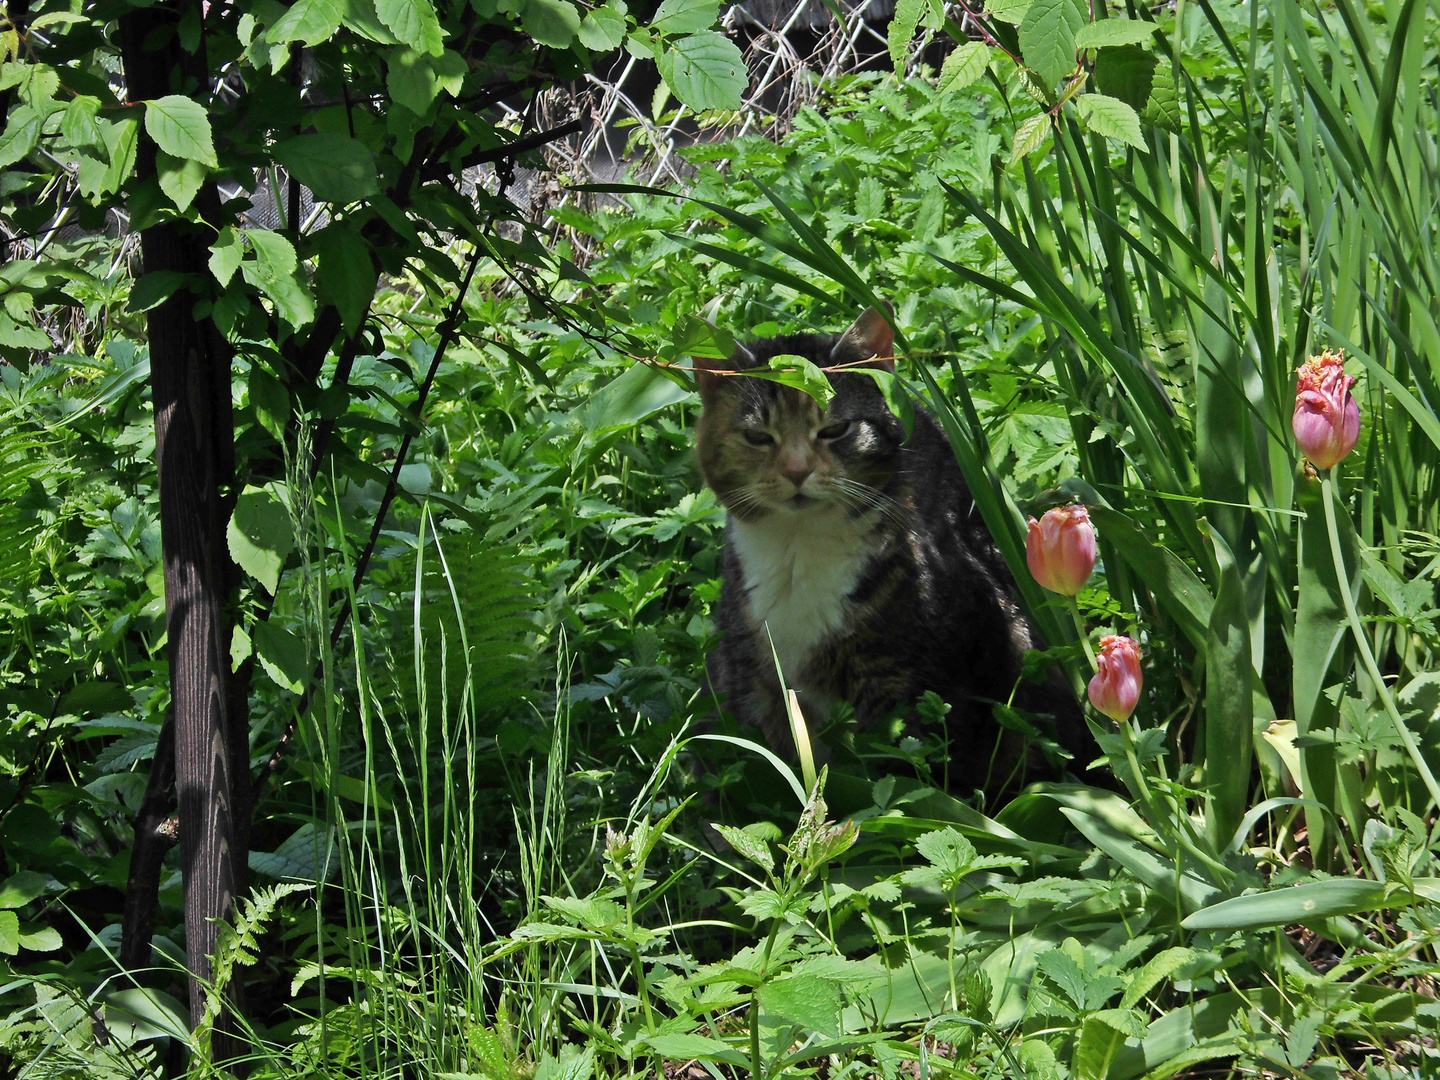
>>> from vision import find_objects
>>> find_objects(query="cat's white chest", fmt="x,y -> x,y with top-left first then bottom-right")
730,507 -> 878,685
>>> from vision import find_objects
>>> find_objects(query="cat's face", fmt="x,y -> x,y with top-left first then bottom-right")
694,308 -> 904,522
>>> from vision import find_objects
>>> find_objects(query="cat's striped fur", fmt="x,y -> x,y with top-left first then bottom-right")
695,308 -> 1090,793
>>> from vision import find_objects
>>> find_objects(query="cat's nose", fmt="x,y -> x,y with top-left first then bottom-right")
779,455 -> 814,486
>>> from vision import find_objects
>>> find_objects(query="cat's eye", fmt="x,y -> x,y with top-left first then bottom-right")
742,430 -> 775,447
817,420 -> 852,440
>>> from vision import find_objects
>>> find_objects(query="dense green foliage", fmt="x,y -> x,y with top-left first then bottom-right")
7,0 -> 1440,1074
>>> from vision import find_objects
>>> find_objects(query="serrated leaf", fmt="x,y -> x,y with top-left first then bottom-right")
522,0 -> 580,47
0,105 -> 42,168
387,46 -> 438,115
888,0 -> 923,70
431,49 -> 467,95
1018,0 -> 1084,90
757,976 -> 842,1036
541,895 -> 626,929
985,0 -> 1031,22
227,485 -> 295,595
17,925 -> 62,952
60,96 -> 102,148
343,0 -> 402,41
938,42 -> 989,93
743,354 -> 832,408
1036,947 -> 1089,1010
1010,111 -> 1053,162
713,822 -> 775,871
103,116 -> 139,192
1093,42 -> 1157,110
273,133 -> 378,203
655,31 -> 746,112
376,0 -> 443,53
578,1 -> 626,49
1075,1016 -> 1127,1080
143,95 -> 216,167
314,224 -> 376,337
127,271 -> 193,313
1074,18 -> 1157,49
210,226 -> 242,287
0,872 -> 47,910
253,620 -> 309,693
249,366 -> 291,440
1075,92 -> 1145,148
640,1034 -> 749,1069
267,0 -> 345,45
0,911 -> 17,956
1141,60 -> 1180,130
156,150 -> 206,212
1120,946 -> 1200,1008
650,0 -> 715,34
242,229 -> 315,327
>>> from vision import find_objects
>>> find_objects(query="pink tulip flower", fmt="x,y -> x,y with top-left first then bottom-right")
1088,635 -> 1142,723
1293,350 -> 1360,470
1026,505 -> 1098,597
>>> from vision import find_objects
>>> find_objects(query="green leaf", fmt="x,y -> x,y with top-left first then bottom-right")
1035,947 -> 1087,1009
522,0 -> 581,47
938,42 -> 990,93
984,0 -> 1031,22
1181,879 -> 1390,931
888,0 -> 923,70
103,117 -> 140,192
1010,112 -> 1052,163
249,366 -> 291,441
253,620 -> 309,693
1093,43 -> 1157,111
1075,1016 -> 1128,1080
273,133 -> 379,203
1075,93 -> 1145,148
743,354 -> 832,408
314,224 -> 376,337
17,925 -> 62,952
712,822 -> 775,872
650,0 -> 716,34
387,46 -> 439,115
1018,0 -> 1084,89
375,0 -> 443,53
655,31 -> 746,112
1074,18 -> 1157,50
143,95 -> 217,167
209,226 -> 242,287
757,976 -> 842,1037
243,229 -> 315,328
578,0 -> 626,49
1204,528 -> 1253,849
342,0 -> 402,41
0,872 -> 47,910
1120,946 -> 1200,1008
541,895 -> 626,929
430,49 -> 467,95
0,911 -> 17,955
1140,60 -> 1180,130
0,106 -> 42,168
267,0 -> 345,45
639,1034 -> 749,1069
156,150 -> 206,212
227,485 -> 295,595
127,270 -> 193,313
574,362 -> 691,432
60,96 -> 102,149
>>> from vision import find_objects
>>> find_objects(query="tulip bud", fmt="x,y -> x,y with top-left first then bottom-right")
1088,635 -> 1142,723
1293,350 -> 1360,470
1026,505 -> 1098,597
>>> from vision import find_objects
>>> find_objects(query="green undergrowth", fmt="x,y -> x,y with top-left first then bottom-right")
5,0 -> 1440,1075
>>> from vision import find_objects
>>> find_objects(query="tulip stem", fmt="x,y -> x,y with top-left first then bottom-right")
1321,474 -> 1440,813
1066,597 -> 1097,671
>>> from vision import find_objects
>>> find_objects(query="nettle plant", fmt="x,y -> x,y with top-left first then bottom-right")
886,0 -> 1178,160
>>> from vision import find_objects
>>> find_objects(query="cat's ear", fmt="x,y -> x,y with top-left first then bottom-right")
833,304 -> 896,372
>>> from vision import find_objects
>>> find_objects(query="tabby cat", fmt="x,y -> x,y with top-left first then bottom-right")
694,306 -> 1090,792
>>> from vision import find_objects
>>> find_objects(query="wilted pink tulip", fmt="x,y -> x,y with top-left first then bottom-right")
1026,505 -> 1098,596
1293,350 -> 1360,470
1089,635 -> 1142,723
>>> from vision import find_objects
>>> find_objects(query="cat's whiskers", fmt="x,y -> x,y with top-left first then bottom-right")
830,476 -> 907,527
